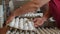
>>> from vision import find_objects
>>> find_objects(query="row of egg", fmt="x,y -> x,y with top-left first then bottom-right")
8,18 -> 35,30
22,13 -> 43,17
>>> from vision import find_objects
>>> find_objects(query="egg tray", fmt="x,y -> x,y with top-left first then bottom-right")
7,26 -> 35,31
6,26 -> 38,34
6,17 -> 36,31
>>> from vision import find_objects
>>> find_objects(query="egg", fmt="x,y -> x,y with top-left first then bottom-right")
19,18 -> 24,29
9,18 -> 15,27
14,17 -> 19,28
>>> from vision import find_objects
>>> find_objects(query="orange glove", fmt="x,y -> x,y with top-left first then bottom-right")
33,17 -> 47,27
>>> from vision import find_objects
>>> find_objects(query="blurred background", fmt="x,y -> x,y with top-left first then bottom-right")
0,0 -> 4,28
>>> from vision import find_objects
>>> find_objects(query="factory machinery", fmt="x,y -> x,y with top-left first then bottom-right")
6,27 -> 60,34
3,0 -> 60,34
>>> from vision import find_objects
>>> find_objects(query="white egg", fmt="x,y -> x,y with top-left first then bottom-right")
6,30 -> 11,34
9,18 -> 15,27
28,21 -> 34,30
39,13 -> 43,17
19,18 -> 24,29
14,17 -> 19,28
15,31 -> 19,34
23,23 -> 28,30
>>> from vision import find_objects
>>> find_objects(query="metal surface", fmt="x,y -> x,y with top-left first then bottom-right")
6,27 -> 60,34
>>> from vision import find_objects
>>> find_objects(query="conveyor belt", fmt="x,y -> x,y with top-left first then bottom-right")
6,27 -> 60,34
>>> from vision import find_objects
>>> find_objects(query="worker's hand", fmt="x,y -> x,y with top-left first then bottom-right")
0,27 -> 9,34
33,17 -> 47,27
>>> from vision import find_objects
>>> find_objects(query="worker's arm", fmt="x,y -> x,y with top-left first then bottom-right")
42,3 -> 51,21
34,3 -> 51,27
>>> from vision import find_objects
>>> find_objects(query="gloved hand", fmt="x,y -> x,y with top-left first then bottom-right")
33,17 -> 47,27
